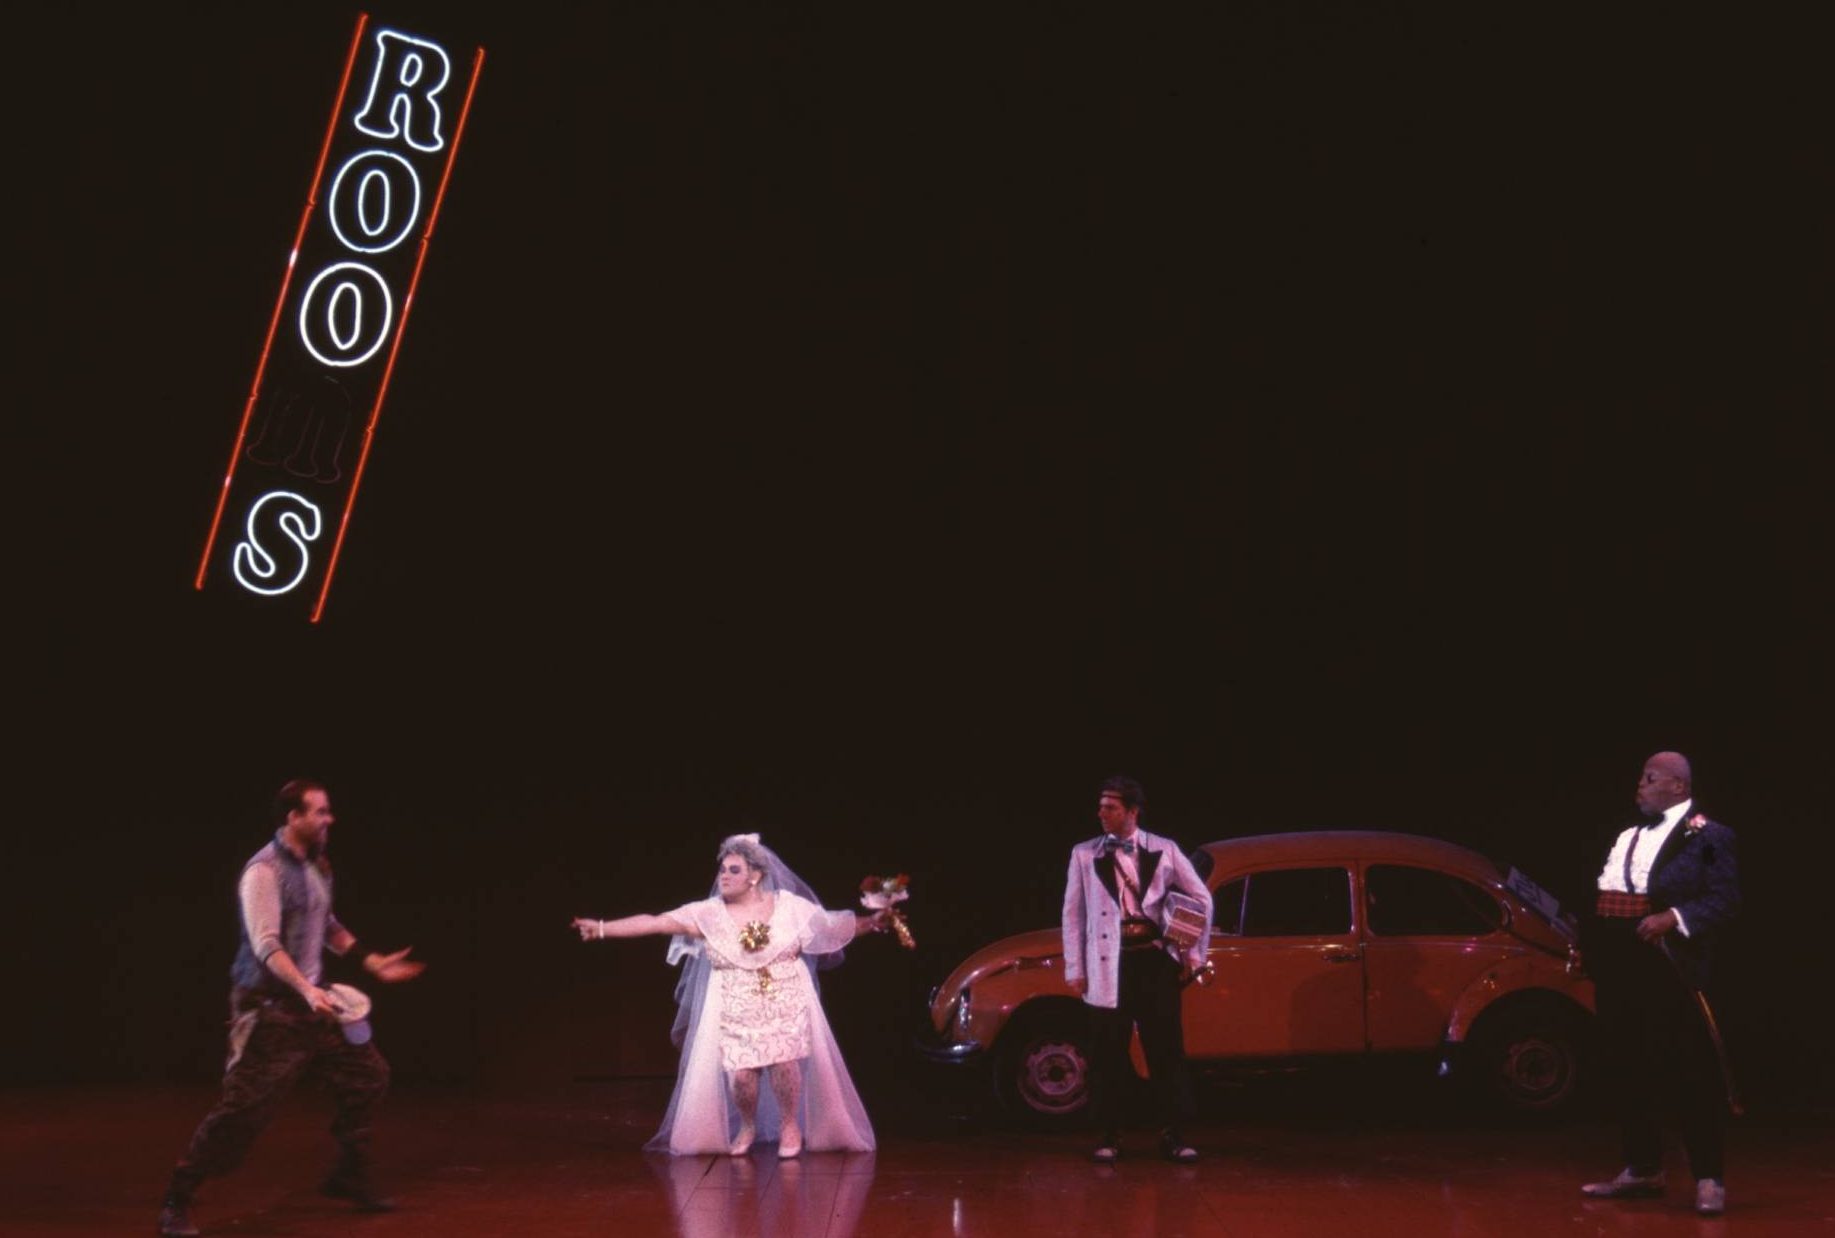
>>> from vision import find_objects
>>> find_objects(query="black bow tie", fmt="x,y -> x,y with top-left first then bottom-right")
1102,838 -> 1136,856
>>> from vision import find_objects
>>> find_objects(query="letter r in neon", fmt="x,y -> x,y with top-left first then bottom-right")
352,30 -> 452,153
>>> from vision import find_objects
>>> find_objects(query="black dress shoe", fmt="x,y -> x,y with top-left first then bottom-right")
322,1174 -> 396,1212
1159,1132 -> 1198,1163
156,1198 -> 200,1237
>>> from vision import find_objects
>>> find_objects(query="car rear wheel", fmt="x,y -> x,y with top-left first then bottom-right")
995,1005 -> 1095,1124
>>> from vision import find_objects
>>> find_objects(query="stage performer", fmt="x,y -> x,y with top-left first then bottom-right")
1580,751 -> 1741,1217
1063,775 -> 1212,1163
157,780 -> 425,1238
573,833 -> 887,1157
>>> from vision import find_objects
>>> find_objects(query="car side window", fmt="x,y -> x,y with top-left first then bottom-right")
1210,877 -> 1246,935
1365,865 -> 1504,937
1241,867 -> 1352,937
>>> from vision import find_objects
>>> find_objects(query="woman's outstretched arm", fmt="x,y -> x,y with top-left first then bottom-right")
852,909 -> 892,939
572,912 -> 695,941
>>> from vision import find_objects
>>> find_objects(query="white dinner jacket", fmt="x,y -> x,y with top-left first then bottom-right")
1061,828 -> 1213,1010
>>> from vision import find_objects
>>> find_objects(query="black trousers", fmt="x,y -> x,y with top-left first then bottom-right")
1586,919 -> 1726,1182
172,996 -> 390,1194
1089,946 -> 1194,1138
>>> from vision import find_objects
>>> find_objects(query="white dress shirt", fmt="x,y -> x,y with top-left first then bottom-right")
1597,798 -> 1693,935
1112,831 -> 1144,916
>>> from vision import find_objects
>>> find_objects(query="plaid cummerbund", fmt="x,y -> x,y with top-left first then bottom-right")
1594,891 -> 1653,918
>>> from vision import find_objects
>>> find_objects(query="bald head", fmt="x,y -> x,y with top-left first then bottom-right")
1635,751 -> 1693,816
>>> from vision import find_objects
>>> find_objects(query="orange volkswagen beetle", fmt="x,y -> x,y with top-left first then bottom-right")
924,832 -> 1594,1120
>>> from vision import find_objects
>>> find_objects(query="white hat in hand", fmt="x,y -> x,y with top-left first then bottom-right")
324,983 -> 374,1045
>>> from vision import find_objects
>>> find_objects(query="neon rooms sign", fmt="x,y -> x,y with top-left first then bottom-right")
196,15 -> 483,621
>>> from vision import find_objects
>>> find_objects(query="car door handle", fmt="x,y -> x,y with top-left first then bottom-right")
1321,948 -> 1360,964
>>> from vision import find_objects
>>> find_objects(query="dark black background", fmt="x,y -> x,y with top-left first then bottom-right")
16,3 -> 1831,1111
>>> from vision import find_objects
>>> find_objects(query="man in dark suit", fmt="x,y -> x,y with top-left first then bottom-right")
1062,775 -> 1212,1163
1580,751 -> 1740,1216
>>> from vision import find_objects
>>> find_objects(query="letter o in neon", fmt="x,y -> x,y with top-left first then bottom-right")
298,262 -> 394,368
328,150 -> 423,254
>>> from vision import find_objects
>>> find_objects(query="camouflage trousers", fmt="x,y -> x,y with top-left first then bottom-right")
174,992 -> 390,1187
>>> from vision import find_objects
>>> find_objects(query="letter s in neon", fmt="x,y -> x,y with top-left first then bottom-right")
231,491 -> 324,596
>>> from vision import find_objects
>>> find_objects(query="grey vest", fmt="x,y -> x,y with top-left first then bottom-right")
229,833 -> 334,994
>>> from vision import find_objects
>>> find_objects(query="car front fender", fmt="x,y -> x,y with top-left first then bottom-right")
1441,954 -> 1596,1044
966,955 -> 1076,1050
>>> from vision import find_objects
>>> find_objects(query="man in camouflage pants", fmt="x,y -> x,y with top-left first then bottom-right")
157,780 -> 424,1237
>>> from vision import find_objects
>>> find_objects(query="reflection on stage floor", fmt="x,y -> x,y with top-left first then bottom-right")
4,1079 -> 1829,1235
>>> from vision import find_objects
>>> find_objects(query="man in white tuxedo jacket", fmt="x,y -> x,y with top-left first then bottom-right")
1062,775 -> 1212,1162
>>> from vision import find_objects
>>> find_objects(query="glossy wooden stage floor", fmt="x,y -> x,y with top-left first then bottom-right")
5,1081 -> 1830,1236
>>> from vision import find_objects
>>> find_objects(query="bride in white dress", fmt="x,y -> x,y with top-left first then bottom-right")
573,834 -> 885,1156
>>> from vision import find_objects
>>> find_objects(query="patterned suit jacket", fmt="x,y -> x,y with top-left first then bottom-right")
1645,811 -> 1741,990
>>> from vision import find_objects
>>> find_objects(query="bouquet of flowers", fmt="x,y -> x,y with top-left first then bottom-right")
860,874 -> 915,949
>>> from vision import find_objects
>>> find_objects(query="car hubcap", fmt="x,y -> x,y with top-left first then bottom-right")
1502,1035 -> 1570,1102
1019,1038 -> 1089,1113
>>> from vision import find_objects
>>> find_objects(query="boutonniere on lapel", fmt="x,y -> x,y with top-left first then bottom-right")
1683,813 -> 1717,863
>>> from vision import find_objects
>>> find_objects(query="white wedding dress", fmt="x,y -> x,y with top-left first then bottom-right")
645,891 -> 875,1154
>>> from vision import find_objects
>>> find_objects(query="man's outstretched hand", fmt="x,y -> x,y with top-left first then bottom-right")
364,947 -> 426,983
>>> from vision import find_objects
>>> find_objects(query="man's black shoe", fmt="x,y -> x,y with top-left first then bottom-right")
156,1198 -> 200,1237
321,1174 -> 396,1212
1159,1131 -> 1199,1163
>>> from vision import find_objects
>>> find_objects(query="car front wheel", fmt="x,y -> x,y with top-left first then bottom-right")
1464,1001 -> 1588,1115
995,1004 -> 1095,1124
